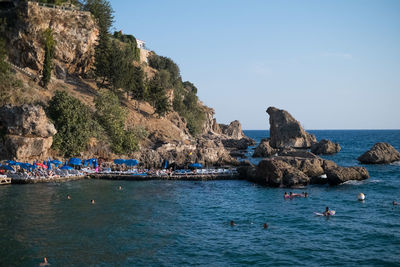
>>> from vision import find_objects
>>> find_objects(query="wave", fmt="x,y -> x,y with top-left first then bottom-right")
390,161 -> 400,166
342,180 -> 365,185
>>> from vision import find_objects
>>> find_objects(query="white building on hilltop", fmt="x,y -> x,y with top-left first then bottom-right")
136,39 -> 146,50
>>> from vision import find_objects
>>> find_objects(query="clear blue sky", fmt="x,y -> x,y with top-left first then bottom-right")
111,0 -> 400,130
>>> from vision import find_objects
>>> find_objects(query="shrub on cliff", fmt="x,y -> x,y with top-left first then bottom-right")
95,89 -> 141,154
148,53 -> 206,135
47,91 -> 91,157
173,82 -> 205,136
148,54 -> 181,86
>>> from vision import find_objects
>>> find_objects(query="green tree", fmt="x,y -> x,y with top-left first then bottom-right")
113,31 -> 140,62
42,28 -> 55,88
47,91 -> 91,156
93,33 -> 111,87
83,0 -> 114,34
84,0 -> 114,87
0,38 -> 9,75
95,89 -> 139,154
125,64 -> 146,101
147,73 -> 170,117
148,54 -> 181,86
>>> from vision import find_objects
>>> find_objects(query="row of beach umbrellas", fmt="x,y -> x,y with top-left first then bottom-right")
113,159 -> 138,166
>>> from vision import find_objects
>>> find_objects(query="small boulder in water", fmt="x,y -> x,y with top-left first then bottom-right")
358,142 -> 400,164
252,138 -> 277,158
311,139 -> 341,155
326,166 -> 370,185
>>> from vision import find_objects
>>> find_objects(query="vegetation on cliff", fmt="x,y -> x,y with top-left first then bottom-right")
47,91 -> 92,156
1,0 -> 209,158
95,89 -> 145,154
41,28 -> 55,88
148,54 -> 206,135
0,20 -> 23,106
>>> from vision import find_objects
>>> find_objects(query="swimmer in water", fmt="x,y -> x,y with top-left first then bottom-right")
91,199 -> 95,204
39,257 -> 49,266
67,194 -> 71,200
118,186 -> 122,190
393,201 -> 398,206
323,206 -> 330,216
304,192 -> 309,198
264,223 -> 268,229
284,192 -> 289,199
230,220 -> 235,226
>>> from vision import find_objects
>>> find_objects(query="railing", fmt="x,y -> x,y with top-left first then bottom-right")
7,60 -> 41,80
29,0 -> 89,14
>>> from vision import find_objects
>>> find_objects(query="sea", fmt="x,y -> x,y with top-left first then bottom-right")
0,130 -> 399,266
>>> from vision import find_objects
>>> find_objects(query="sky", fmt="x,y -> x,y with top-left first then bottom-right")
111,0 -> 400,130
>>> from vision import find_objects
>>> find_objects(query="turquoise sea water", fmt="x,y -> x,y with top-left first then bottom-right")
1,130 -> 400,266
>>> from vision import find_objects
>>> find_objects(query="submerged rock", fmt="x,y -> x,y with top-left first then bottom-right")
326,166 -> 370,185
358,142 -> 400,164
266,107 -> 317,149
311,139 -> 341,155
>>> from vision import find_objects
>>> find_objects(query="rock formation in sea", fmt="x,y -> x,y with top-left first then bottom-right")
244,106 -> 369,187
358,142 -> 400,164
311,139 -> 341,155
267,106 -> 317,149
0,105 -> 57,161
242,152 -> 370,187
252,139 -> 277,158
325,166 -> 370,185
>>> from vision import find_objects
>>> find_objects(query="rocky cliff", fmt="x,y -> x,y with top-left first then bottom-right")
0,2 -> 253,167
0,104 -> 56,161
6,1 -> 98,77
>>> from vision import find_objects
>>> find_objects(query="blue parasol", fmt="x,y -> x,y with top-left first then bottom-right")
189,163 -> 203,168
1,165 -> 15,171
60,166 -> 74,170
125,159 -> 138,167
68,158 -> 82,166
114,159 -> 126,165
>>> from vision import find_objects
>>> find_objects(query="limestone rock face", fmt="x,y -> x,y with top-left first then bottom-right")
201,107 -> 221,135
135,138 -> 238,169
0,105 -> 56,137
266,107 -> 316,149
0,104 -> 56,161
311,139 -> 341,155
358,142 -> 400,164
219,120 -> 244,140
7,2 -> 98,76
326,166 -> 370,185
252,139 -> 277,158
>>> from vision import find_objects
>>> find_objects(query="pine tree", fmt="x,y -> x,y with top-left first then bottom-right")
42,28 -> 55,88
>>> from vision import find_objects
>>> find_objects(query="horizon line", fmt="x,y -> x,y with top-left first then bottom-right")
243,129 -> 400,131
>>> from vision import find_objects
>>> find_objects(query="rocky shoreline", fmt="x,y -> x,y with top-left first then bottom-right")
2,105 -> 399,188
